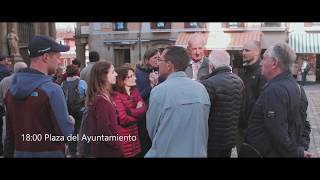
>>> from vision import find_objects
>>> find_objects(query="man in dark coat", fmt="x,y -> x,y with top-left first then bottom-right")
242,42 -> 312,157
237,40 -> 267,154
201,50 -> 244,157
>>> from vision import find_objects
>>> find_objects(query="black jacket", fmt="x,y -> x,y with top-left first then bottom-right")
201,66 -> 245,151
246,71 -> 310,157
238,59 -> 266,128
0,64 -> 12,116
135,64 -> 165,106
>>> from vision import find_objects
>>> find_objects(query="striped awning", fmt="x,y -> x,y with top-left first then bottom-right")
175,31 -> 261,50
289,33 -> 320,54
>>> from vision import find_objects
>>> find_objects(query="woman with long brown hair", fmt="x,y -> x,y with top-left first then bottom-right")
85,61 -> 122,157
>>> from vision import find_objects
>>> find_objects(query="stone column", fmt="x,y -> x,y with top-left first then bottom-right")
49,23 -> 56,39
0,23 -> 8,56
33,22 -> 41,35
75,23 -> 87,69
40,23 -> 49,36
76,38 -> 86,69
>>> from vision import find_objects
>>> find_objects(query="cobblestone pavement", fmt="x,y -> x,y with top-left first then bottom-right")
304,84 -> 320,157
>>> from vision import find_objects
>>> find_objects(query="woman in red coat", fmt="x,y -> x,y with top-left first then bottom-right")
85,61 -> 122,157
113,66 -> 147,157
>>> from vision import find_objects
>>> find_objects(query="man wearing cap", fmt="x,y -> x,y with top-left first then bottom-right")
0,54 -> 12,156
4,35 -> 74,158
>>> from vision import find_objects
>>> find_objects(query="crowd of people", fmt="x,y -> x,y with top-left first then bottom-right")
0,33 -> 313,158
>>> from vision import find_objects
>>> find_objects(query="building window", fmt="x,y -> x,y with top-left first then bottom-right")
223,22 -> 245,28
151,22 -> 171,29
185,22 -> 206,28
102,23 -> 111,29
304,22 -> 320,27
114,22 -> 127,31
313,22 -> 320,26
263,22 -> 281,27
18,23 -> 34,43
228,22 -> 238,28
156,22 -> 165,28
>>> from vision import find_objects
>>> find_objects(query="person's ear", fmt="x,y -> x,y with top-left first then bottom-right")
255,49 -> 260,57
272,59 -> 279,69
167,61 -> 173,72
41,53 -> 49,63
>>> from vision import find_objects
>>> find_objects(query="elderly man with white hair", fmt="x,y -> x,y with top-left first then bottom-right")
241,43 -> 312,157
0,61 -> 28,106
200,50 -> 245,157
185,33 -> 209,80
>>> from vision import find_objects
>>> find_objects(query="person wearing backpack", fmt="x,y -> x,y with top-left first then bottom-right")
61,65 -> 87,158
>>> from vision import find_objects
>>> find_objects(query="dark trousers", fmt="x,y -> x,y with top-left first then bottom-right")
137,119 -> 151,157
68,111 -> 83,156
236,128 -> 247,156
208,148 -> 232,158
0,115 -> 3,156
302,72 -> 307,85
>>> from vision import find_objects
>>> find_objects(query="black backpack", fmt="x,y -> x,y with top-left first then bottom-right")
78,108 -> 91,157
62,79 -> 85,115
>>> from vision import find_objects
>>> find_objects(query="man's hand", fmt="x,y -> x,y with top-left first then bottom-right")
149,72 -> 159,87
136,101 -> 143,109
69,115 -> 75,125
304,151 -> 314,158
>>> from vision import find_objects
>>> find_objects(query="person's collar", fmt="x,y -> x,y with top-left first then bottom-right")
18,67 -> 45,75
204,66 -> 231,79
190,58 -> 204,65
66,76 -> 80,81
212,66 -> 231,75
87,62 -> 96,65
245,58 -> 261,69
270,71 -> 291,82
263,70 -> 291,89
167,71 -> 188,80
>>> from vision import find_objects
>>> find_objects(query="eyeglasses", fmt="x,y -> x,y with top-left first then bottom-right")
126,74 -> 136,79
158,58 -> 169,63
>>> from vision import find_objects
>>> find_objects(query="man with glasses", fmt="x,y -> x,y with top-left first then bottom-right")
145,46 -> 210,157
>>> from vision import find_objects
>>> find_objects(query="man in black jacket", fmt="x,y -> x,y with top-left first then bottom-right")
237,40 -> 266,154
243,42 -> 312,157
201,50 -> 244,157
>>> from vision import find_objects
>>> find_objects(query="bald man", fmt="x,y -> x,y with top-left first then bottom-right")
201,50 -> 245,157
237,40 -> 267,155
185,33 -> 209,80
